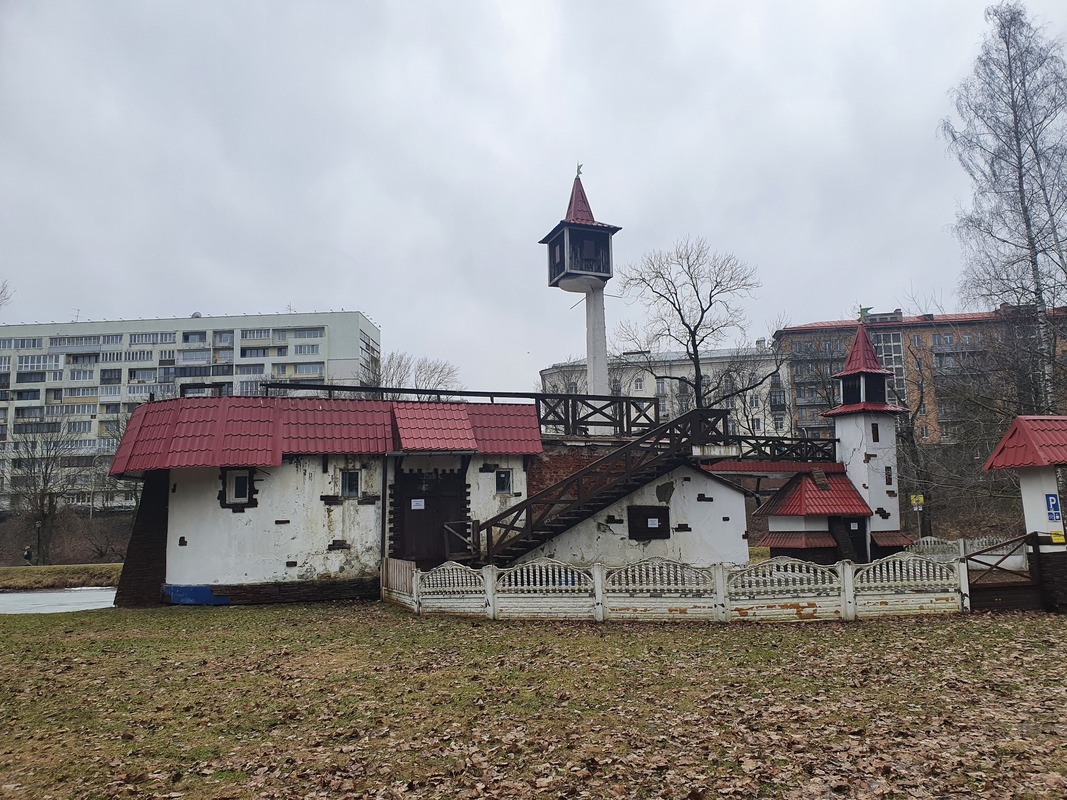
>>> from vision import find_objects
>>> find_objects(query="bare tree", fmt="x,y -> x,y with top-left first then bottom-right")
616,237 -> 780,409
8,422 -> 85,564
373,351 -> 464,401
0,281 -> 12,311
941,1 -> 1067,413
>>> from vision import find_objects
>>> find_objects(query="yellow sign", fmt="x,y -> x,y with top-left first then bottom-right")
1051,529 -> 1066,545
909,494 -> 925,506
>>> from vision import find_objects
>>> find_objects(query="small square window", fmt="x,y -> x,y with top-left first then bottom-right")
495,469 -> 512,494
219,468 -> 258,511
341,470 -> 360,498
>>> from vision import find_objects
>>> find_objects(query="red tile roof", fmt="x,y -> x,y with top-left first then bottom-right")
823,401 -> 908,417
466,404 -> 544,454
705,461 -> 847,475
110,397 -> 542,477
983,416 -> 1067,471
871,532 -> 915,547
394,403 -> 479,452
761,532 -> 837,549
754,473 -> 872,518
835,325 -> 890,376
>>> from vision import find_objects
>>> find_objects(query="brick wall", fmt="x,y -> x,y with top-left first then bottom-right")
527,444 -> 622,495
1036,550 -> 1067,612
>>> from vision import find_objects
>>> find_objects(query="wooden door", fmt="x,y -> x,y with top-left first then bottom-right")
394,470 -> 466,568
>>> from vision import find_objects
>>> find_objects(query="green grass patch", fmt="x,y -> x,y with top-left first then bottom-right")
0,563 -> 122,591
1,602 -> 1065,798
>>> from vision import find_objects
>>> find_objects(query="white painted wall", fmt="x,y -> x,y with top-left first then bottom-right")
834,412 -> 900,531
166,456 -> 383,586
519,466 -> 748,566
1019,467 -> 1064,540
468,455 -> 529,523
768,515 -> 830,532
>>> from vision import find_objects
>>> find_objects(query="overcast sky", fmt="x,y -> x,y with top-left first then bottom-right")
2,1 -> 1066,392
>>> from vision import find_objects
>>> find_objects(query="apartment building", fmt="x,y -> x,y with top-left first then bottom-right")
0,311 -> 380,510
539,344 -> 792,436
775,307 -> 1041,442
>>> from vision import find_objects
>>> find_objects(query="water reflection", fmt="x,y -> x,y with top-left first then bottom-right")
0,588 -> 116,614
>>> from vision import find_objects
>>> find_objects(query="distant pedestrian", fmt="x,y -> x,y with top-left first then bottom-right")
23,546 -> 33,566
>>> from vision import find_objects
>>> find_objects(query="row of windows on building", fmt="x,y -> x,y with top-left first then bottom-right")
0,327 -> 327,351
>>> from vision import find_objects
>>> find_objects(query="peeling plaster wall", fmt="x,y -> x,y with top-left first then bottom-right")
469,455 -> 529,522
166,457 -> 383,586
519,466 -> 748,566
835,412 -> 900,532
767,515 -> 830,532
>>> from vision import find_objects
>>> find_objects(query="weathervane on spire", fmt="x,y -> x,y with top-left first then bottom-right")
576,162 -> 583,178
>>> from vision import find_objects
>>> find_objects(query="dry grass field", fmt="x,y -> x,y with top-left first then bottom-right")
1,601 -> 1065,799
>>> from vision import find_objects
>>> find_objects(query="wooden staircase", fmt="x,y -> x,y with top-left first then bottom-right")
477,408 -> 730,565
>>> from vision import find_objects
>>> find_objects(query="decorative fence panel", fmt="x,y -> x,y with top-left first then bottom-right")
381,555 -> 966,623
603,559 -> 722,621
419,562 -> 486,617
854,554 -> 962,617
726,558 -> 844,622
494,560 -> 596,620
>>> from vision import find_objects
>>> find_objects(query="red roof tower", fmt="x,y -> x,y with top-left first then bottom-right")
539,166 -> 621,293
823,325 -> 907,417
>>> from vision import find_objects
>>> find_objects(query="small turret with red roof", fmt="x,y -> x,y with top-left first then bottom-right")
823,325 -> 908,418
539,166 -> 621,293
823,324 -> 906,540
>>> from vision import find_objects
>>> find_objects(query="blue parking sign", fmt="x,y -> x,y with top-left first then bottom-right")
1046,493 -> 1061,522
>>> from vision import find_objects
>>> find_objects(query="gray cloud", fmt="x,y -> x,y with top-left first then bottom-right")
1,0 -> 1065,390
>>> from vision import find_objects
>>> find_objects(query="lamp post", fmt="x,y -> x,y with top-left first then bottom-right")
34,520 -> 41,566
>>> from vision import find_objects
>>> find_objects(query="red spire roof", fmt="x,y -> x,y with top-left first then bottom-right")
983,416 -> 1067,471
835,325 -> 891,377
564,175 -> 596,224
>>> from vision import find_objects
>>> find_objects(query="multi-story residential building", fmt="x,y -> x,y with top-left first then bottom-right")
775,306 -> 1046,442
539,343 -> 792,436
0,311 -> 380,510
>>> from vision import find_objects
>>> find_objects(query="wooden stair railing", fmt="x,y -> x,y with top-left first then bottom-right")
478,408 -> 730,564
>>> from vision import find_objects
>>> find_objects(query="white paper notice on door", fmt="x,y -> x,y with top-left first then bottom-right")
411,499 -> 425,510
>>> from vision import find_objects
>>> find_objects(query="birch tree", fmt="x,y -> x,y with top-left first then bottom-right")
941,1 -> 1067,414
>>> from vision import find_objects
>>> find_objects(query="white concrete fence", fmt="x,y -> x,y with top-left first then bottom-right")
907,535 -> 1028,571
382,554 -> 967,623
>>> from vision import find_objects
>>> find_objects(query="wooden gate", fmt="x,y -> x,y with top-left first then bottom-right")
965,533 -> 1044,612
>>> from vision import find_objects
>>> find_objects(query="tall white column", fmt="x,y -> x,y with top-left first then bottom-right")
585,283 -> 609,395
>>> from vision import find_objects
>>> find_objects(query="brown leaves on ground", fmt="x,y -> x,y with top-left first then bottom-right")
0,604 -> 1065,799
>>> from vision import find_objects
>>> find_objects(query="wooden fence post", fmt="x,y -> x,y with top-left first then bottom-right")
591,563 -> 606,622
712,562 -> 728,623
840,560 -> 856,621
957,558 -> 971,612
482,565 -> 497,620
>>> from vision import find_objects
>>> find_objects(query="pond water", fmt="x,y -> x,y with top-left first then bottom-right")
0,587 -> 117,614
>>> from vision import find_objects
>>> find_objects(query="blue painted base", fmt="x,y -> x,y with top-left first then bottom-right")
163,585 -> 232,605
